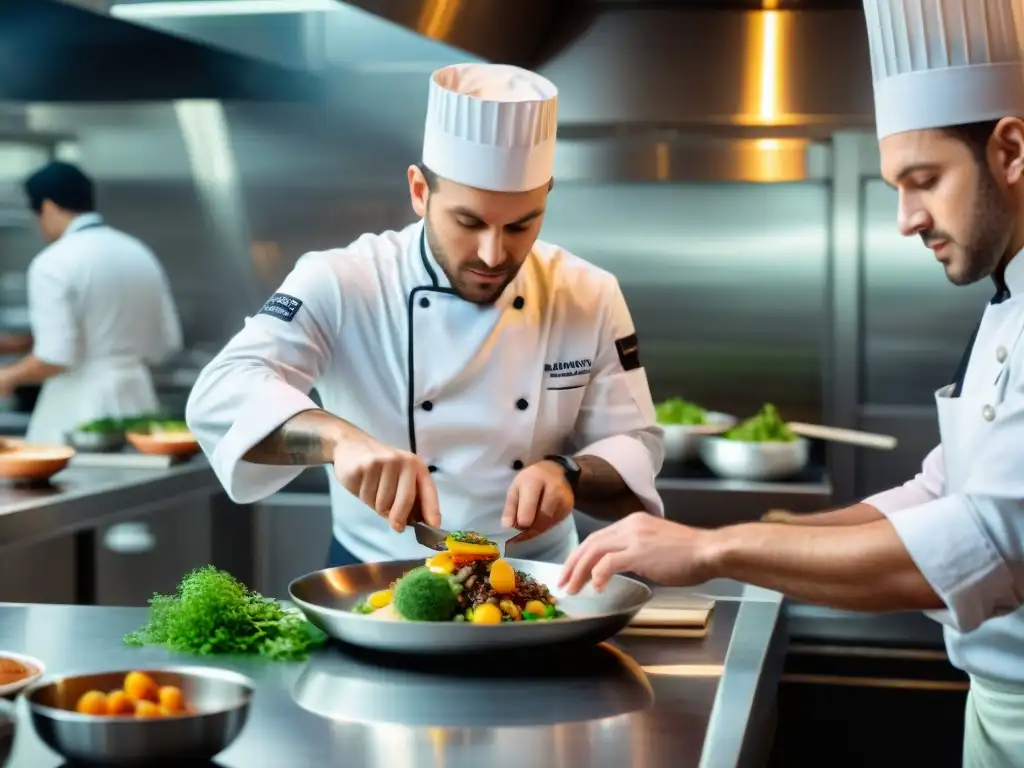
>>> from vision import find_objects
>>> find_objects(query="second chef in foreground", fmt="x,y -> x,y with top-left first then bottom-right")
186,62 -> 664,566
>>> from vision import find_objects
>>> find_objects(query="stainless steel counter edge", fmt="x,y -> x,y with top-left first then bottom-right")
697,584 -> 786,768
0,459 -> 220,550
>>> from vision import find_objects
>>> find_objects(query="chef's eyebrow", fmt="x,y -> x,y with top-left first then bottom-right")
451,206 -> 545,227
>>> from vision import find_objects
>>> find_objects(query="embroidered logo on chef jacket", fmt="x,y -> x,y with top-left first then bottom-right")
545,358 -> 592,379
258,293 -> 303,323
615,333 -> 641,371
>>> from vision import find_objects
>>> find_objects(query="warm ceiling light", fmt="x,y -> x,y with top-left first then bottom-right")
110,0 -> 341,19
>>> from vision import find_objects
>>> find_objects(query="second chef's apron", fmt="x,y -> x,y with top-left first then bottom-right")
26,355 -> 159,445
938,301 -> 1024,768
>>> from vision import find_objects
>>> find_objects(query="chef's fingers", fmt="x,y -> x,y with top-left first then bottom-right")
357,462 -> 383,512
537,478 -> 568,527
562,537 -> 626,595
501,483 -> 520,529
590,549 -> 635,593
415,466 -> 442,528
514,477 -> 543,531
558,525 -> 615,586
376,464 -> 400,519
388,467 -> 418,532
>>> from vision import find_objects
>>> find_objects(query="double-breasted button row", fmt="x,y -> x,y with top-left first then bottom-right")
418,294 -> 525,310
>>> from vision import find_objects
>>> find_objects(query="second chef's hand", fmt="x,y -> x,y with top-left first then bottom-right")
244,409 -> 441,532
502,459 -> 576,544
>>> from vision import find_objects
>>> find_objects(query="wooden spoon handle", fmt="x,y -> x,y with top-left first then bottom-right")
787,422 -> 898,450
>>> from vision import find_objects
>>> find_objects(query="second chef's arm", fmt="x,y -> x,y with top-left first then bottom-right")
569,278 -> 665,521
186,252 -> 349,503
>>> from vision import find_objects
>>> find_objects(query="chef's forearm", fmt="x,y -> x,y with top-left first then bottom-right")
703,518 -> 943,612
2,354 -> 64,386
767,503 -> 884,527
571,455 -> 647,520
243,409 -> 357,466
0,333 -> 32,356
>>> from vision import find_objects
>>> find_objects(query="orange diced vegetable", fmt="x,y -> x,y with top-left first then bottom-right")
489,559 -> 516,594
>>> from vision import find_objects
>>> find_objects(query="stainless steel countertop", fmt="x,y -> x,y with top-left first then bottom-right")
0,459 -> 219,550
0,582 -> 785,768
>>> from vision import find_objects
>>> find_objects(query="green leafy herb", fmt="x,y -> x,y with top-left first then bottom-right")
124,566 -> 326,661
724,403 -> 796,443
448,530 -> 494,545
655,397 -> 708,426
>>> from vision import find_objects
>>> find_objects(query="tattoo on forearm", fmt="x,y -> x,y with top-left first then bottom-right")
572,455 -> 646,519
242,412 -> 335,466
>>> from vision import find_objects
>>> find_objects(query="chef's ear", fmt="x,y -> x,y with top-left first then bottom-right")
408,164 -> 430,218
992,117 -> 1024,186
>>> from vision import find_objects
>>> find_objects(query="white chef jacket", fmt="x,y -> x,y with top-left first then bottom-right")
863,249 -> 1024,686
25,213 -> 184,443
186,219 -> 665,564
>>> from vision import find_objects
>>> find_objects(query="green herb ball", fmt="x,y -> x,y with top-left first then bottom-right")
392,567 -> 460,622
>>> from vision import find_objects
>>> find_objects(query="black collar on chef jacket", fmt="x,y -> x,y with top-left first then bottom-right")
949,283 -> 1011,398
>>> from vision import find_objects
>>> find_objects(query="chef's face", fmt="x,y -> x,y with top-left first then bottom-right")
880,120 -> 1024,286
408,165 -> 550,305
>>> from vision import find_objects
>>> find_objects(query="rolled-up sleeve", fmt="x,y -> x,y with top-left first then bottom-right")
863,444 -> 946,515
571,277 -> 665,516
186,252 -> 343,503
878,410 -> 1024,634
27,254 -> 78,368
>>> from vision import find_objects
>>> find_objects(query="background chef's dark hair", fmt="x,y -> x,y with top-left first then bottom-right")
23,161 -> 96,215
941,119 -> 1003,166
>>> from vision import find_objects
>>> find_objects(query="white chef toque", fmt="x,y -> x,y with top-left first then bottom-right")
421,63 -> 559,193
863,0 -> 1024,140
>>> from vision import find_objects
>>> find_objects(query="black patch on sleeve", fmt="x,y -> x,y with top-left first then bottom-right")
258,293 -> 303,323
615,333 -> 641,371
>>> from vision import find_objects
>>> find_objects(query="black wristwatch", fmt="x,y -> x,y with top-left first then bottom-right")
544,454 -> 581,492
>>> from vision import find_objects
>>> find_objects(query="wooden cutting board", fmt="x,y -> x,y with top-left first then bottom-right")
619,599 -> 715,639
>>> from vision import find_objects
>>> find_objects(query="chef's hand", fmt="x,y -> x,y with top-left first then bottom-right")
331,436 -> 440,533
502,459 -> 575,544
558,512 -> 715,594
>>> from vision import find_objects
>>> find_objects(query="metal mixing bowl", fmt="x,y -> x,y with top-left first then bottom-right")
65,429 -> 126,453
659,411 -> 737,463
698,436 -> 810,481
23,666 -> 254,765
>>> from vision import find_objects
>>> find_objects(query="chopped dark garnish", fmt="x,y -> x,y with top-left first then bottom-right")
448,530 -> 494,546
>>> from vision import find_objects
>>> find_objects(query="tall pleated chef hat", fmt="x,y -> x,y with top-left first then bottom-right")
421,63 -> 559,193
863,0 -> 1024,140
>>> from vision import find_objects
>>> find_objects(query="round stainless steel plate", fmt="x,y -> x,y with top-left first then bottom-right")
288,558 -> 652,655
291,641 -> 654,727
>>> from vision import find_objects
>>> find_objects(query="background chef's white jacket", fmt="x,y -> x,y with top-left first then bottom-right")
28,213 -> 182,371
25,213 -> 183,442
863,251 -> 1024,686
187,220 -> 665,563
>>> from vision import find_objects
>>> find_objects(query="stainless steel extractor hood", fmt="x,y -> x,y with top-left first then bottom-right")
0,0 -> 325,102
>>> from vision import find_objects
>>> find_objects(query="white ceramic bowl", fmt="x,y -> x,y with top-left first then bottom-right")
659,412 -> 737,462
0,651 -> 45,698
698,436 -> 810,481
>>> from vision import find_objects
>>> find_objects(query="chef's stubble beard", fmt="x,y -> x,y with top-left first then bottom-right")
424,207 -> 513,306
950,166 -> 1017,287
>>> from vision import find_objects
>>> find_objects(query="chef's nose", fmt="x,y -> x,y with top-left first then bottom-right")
477,230 -> 506,268
897,194 -> 930,237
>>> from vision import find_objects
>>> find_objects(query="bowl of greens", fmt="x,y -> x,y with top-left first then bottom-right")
654,397 -> 736,462
698,403 -> 809,481
66,418 -> 128,453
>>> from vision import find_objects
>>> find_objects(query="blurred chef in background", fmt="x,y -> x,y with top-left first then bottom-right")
0,161 -> 184,444
560,1 -> 1024,765
187,62 -> 664,568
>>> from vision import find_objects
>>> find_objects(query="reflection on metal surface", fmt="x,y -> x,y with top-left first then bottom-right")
641,663 -> 724,677
110,0 -> 342,17
781,673 -> 969,692
291,642 -> 654,727
787,643 -> 950,661
742,10 -> 786,124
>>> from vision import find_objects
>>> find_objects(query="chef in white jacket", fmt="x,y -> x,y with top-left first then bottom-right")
1,161 -> 183,444
186,63 -> 665,567
561,2 -> 1024,764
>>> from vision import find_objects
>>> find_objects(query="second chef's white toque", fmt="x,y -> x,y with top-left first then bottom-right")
421,62 -> 559,193
862,0 -> 1024,139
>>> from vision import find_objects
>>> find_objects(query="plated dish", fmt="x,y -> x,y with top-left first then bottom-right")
0,651 -> 45,697
352,531 -> 567,624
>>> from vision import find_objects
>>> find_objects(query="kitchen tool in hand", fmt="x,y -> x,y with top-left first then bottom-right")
411,521 -> 449,552
785,422 -> 897,450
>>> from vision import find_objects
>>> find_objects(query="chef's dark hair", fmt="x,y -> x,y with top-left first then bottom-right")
941,120 -> 1002,165
23,161 -> 95,215
415,161 -> 555,193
